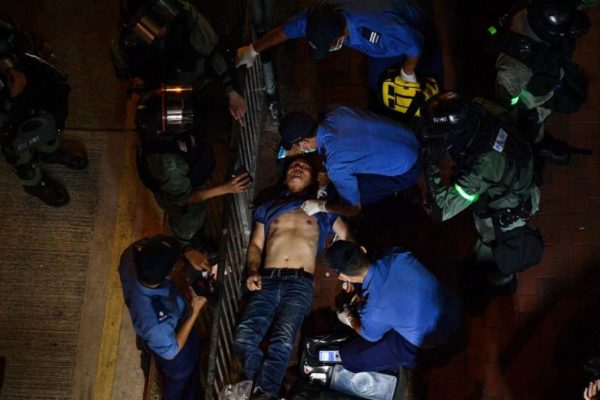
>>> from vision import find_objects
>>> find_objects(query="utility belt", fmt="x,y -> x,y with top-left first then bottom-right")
477,197 -> 532,229
262,268 -> 313,281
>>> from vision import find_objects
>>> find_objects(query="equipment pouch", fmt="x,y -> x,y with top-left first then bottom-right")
493,225 -> 544,274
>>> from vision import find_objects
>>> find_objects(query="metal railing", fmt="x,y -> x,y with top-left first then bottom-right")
202,8 -> 268,398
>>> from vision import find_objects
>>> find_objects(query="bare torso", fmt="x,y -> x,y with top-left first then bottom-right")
263,208 -> 320,274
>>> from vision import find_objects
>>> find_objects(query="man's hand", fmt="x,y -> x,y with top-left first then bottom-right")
337,305 -> 355,327
584,379 -> 600,400
224,173 -> 251,194
236,44 -> 259,68
6,69 -> 27,98
341,281 -> 355,293
301,199 -> 327,216
184,249 -> 211,272
246,271 -> 262,291
317,171 -> 330,187
400,67 -> 417,84
228,90 -> 247,127
189,287 -> 208,316
130,76 -> 145,90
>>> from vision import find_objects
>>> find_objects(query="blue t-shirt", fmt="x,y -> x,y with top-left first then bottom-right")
119,242 -> 188,360
282,0 -> 427,58
253,193 -> 338,253
358,248 -> 461,348
316,105 -> 420,206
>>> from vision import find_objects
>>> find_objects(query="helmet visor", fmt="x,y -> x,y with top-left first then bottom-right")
130,0 -> 179,44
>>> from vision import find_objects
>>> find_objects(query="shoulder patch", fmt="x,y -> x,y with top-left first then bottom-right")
493,128 -> 508,153
151,298 -> 170,323
360,27 -> 381,45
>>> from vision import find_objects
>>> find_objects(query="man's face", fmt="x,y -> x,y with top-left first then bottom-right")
285,159 -> 314,193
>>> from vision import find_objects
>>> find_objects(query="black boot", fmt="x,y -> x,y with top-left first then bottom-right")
534,134 -> 571,164
23,176 -> 70,207
41,147 -> 88,170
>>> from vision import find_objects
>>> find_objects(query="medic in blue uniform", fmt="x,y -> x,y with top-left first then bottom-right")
278,105 -> 421,217
119,236 -> 210,400
236,0 -> 442,90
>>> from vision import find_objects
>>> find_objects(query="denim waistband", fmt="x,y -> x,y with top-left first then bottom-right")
261,268 -> 313,281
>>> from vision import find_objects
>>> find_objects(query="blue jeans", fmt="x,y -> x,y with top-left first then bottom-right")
233,276 -> 313,396
155,333 -> 201,400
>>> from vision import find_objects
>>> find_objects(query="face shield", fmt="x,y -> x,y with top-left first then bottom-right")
128,0 -> 180,44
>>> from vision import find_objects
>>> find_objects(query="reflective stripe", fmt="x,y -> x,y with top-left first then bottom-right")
454,183 -> 479,202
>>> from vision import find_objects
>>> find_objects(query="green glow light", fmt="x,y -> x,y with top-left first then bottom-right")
454,184 -> 479,202
510,95 -> 519,106
487,26 -> 498,36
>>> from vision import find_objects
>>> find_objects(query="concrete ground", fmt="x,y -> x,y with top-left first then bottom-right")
0,0 -> 599,400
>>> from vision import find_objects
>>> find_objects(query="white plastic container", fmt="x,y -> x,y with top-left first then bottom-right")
330,364 -> 397,400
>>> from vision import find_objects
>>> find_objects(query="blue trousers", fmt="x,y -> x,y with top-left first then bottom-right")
340,330 -> 418,372
356,158 -> 421,206
233,276 -> 313,396
155,333 -> 201,400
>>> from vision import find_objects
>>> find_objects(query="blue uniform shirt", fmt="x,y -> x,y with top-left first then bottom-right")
253,192 -> 338,253
119,243 -> 188,360
316,105 -> 419,206
282,0 -> 426,58
358,248 -> 461,348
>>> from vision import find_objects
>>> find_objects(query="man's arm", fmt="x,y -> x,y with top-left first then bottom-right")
401,55 -> 419,79
176,290 -> 207,351
187,173 -> 250,204
236,27 -> 288,68
245,222 -> 265,291
426,154 -> 501,222
253,26 -> 289,53
332,217 -> 352,242
324,201 -> 361,217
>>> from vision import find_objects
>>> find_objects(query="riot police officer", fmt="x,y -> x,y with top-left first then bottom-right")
0,20 -> 88,207
111,0 -> 247,124
135,86 -> 250,245
422,92 -> 543,308
492,0 -> 590,163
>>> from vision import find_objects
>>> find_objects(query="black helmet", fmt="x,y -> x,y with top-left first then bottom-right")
423,91 -> 472,140
120,0 -> 180,44
136,85 -> 198,136
0,20 -> 18,74
528,0 -> 576,41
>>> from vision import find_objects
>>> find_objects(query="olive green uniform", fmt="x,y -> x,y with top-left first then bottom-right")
0,55 -> 69,186
111,0 -> 237,93
145,152 -> 208,244
427,105 -> 539,280
494,8 -> 557,143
